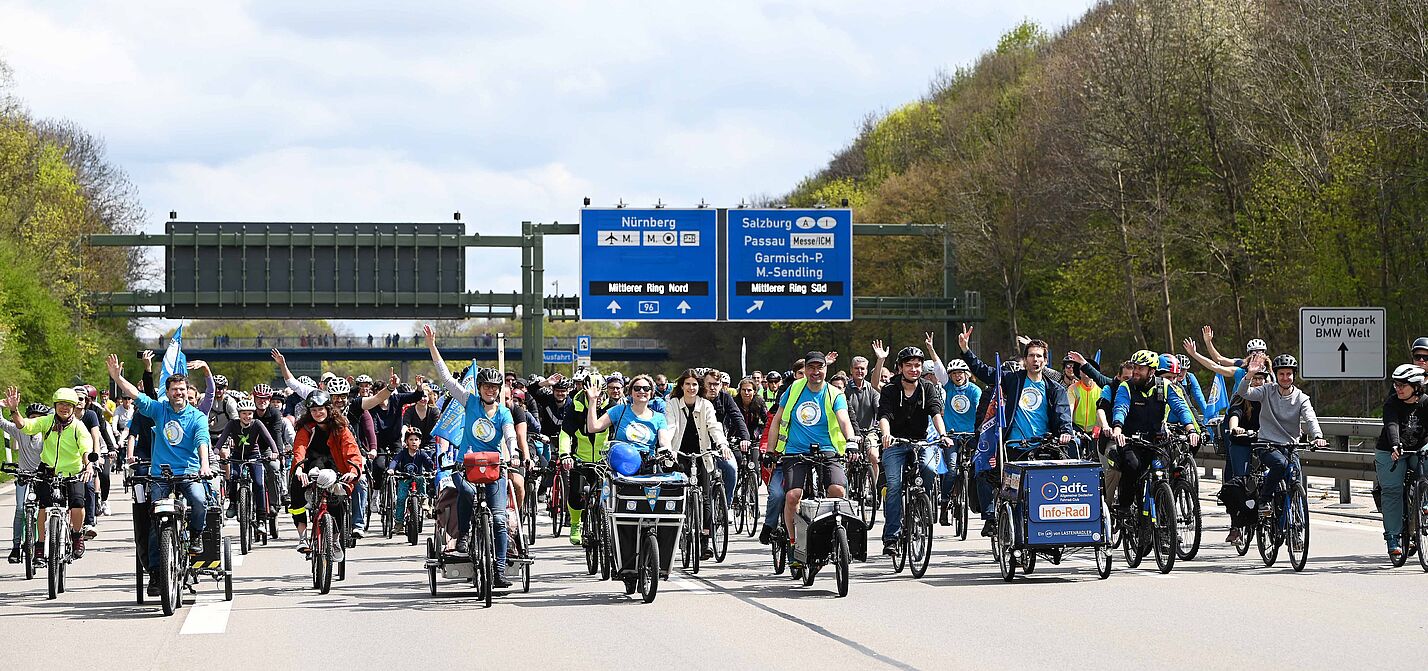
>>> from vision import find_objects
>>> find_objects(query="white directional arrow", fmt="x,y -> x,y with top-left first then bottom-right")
676,301 -> 691,314
815,300 -> 833,314
606,300 -> 622,313
746,300 -> 765,314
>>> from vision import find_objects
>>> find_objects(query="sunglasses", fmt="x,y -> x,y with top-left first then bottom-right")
1414,354 -> 1428,362
630,385 -> 653,392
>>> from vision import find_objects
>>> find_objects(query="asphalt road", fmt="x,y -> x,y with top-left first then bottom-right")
0,481 -> 1421,671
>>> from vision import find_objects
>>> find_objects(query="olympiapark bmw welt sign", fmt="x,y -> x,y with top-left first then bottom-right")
1298,307 -> 1386,380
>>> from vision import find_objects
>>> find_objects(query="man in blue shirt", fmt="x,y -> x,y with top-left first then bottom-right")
106,354 -> 213,593
938,358 -> 980,525
765,352 -> 856,552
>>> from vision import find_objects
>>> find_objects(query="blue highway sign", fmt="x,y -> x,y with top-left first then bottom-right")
726,209 -> 853,321
581,208 -> 719,321
543,350 -> 576,364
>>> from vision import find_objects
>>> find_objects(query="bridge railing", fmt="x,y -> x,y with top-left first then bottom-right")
1199,416 -> 1384,505
164,335 -> 667,351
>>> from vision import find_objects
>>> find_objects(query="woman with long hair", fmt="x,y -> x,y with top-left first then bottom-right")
289,389 -> 363,554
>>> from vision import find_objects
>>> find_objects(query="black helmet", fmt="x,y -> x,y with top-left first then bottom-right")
1412,337 -> 1428,353
306,390 -> 332,408
765,371 -> 782,382
476,368 -> 504,386
896,346 -> 925,365
554,380 -> 573,391
1271,354 -> 1298,371
397,383 -> 415,394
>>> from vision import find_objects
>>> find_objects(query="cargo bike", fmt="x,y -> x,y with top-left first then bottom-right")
425,452 -> 533,604
782,451 -> 866,597
990,438 -> 1112,581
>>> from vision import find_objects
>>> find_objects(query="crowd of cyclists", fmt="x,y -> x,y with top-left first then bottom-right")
3,322 -> 1427,602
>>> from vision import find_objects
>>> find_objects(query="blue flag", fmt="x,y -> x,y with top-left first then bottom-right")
1203,373 -> 1230,438
431,361 -> 476,449
158,325 -> 187,394
973,354 -> 1004,474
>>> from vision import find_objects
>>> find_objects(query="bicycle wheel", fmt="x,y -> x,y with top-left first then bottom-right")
46,516 -> 62,600
863,468 -> 879,527
222,537 -> 233,601
1096,516 -> 1112,579
1172,479 -> 1201,561
382,480 -> 396,539
1257,507 -> 1280,567
772,530 -> 786,575
523,482 -> 537,546
908,492 -> 933,578
996,503 -> 1016,582
238,488 -> 252,555
1416,479 -> 1428,573
638,531 -> 660,603
550,471 -> 566,537
584,510 -> 600,576
481,513 -> 495,608
426,537 -> 438,596
157,526 -> 177,613
1151,481 -> 1178,574
689,493 -> 701,575
1287,482 -> 1310,572
1122,509 -> 1143,569
1232,523 -> 1253,557
597,508 -> 612,580
746,478 -> 760,537
23,515 -> 35,581
406,496 -> 421,546
834,525 -> 850,597
956,473 -> 971,542
680,495 -> 695,571
711,489 -> 729,563
315,514 -> 334,594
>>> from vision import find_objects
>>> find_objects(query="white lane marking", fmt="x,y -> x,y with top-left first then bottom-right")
179,595 -> 233,635
666,575 -> 713,593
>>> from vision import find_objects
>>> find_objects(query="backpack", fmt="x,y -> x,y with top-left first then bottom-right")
1217,477 -> 1256,528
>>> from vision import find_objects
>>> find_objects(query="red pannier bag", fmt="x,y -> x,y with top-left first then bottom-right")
463,451 -> 502,484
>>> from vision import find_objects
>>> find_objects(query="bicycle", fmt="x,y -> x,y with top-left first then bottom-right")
394,469 -> 431,546
549,461 -> 569,538
521,462 -> 540,547
303,467 -> 353,594
459,459 -> 506,608
1113,436 -> 1180,574
1167,429 -> 1202,561
732,442 -> 762,537
36,471 -> 81,600
887,438 -> 937,578
939,432 -> 977,541
376,450 -> 399,539
576,461 -> 614,580
223,457 -> 269,555
135,464 -> 232,615
1386,446 -> 1428,571
1247,439 -> 1312,572
847,429 -> 880,527
783,451 -> 860,596
265,450 -> 292,540
685,447 -> 730,563
1,463 -> 40,582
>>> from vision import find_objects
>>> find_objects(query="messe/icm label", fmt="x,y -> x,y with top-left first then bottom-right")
580,208 -> 718,321
726,209 -> 853,321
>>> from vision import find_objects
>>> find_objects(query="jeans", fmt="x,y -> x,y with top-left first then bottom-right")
1375,451 -> 1419,544
394,476 -> 432,523
146,480 -> 209,571
939,445 -> 959,499
453,476 -> 509,574
228,461 -> 269,516
351,475 -> 368,531
12,482 -> 28,547
1227,441 -> 1252,479
763,468 -> 785,529
1257,447 -> 1290,503
717,456 -> 737,506
882,441 -> 938,543
84,480 -> 96,526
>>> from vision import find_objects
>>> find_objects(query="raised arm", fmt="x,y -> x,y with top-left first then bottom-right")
105,354 -> 143,401
1200,325 -> 1237,367
871,340 -> 890,393
924,332 -> 949,385
1183,338 -> 1237,378
425,324 -> 471,405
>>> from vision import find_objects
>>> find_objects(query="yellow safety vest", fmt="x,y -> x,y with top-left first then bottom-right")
773,378 -> 847,455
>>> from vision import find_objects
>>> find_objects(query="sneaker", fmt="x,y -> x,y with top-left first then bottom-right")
1389,543 -> 1404,558
493,573 -> 513,589
146,577 -> 161,597
33,554 -> 46,569
352,528 -> 365,540
393,522 -> 406,535
939,506 -> 950,527
980,520 -> 995,538
83,524 -> 98,540
189,537 -> 204,555
225,504 -> 238,519
701,544 -> 714,561
296,539 -> 311,554
6,547 -> 19,564
758,525 -> 773,545
1226,529 -> 1242,544
100,501 -> 110,516
453,538 -> 469,555
882,540 -> 898,557
569,526 -> 582,546
71,533 -> 85,559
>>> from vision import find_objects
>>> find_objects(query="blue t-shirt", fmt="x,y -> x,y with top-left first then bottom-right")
136,395 -> 212,476
777,384 -> 848,455
608,405 -> 667,455
942,381 -> 982,434
1009,378 -> 1050,442
460,396 -> 512,458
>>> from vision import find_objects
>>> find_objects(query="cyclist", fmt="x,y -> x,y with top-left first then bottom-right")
1224,366 -> 1270,543
558,373 -> 619,545
701,369 -> 744,506
6,387 -> 92,563
104,354 -> 214,584
878,346 -> 952,556
957,325 -> 1074,536
216,398 -> 278,520
1236,355 -> 1327,506
761,371 -> 783,406
402,384 -> 440,448
363,369 -> 426,523
289,390 -> 363,555
1,389 -> 48,563
205,373 -> 240,439
1064,357 -> 1101,438
766,351 -> 855,551
846,344 -> 888,485
1376,364 -> 1428,557
1183,326 -> 1270,397
69,386 -> 112,534
667,368 -> 731,559
1108,350 -> 1200,513
934,357 -> 981,525
586,373 -> 673,463
391,426 -> 436,536
734,377 -> 767,443
427,325 -> 516,587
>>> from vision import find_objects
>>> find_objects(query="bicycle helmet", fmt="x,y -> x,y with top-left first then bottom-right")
354,374 -> 373,385
719,371 -> 731,386
235,398 -> 256,413
921,360 -> 938,375
72,385 -> 90,400
252,383 -> 273,398
211,374 -> 228,388
403,425 -> 424,439
83,384 -> 98,400
296,376 -> 317,388
309,468 -> 338,490
896,346 -> 926,365
325,377 -> 351,395
476,367 -> 504,387
52,388 -> 80,406
1271,354 -> 1298,371
306,389 -> 332,408
1245,339 -> 1268,353
1412,337 -> 1428,353
946,359 -> 970,372
1176,354 -> 1191,371
1156,354 -> 1180,375
1392,364 -> 1425,386
396,383 -> 415,394
554,380 -> 573,391
25,403 -> 51,417
1002,360 -> 1024,373
320,372 -> 337,383
766,371 -> 782,382
1130,350 -> 1159,367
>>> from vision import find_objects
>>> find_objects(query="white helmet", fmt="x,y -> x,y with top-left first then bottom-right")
309,468 -> 338,490
719,372 -> 731,386
1246,338 -> 1268,353
946,359 -> 970,372
235,398 -> 256,413
921,360 -> 937,375
326,377 -> 351,395
1392,364 -> 1426,386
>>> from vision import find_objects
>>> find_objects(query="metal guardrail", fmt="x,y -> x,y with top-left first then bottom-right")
1199,416 -> 1383,504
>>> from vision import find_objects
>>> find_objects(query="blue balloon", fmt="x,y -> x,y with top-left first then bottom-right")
607,441 -> 643,476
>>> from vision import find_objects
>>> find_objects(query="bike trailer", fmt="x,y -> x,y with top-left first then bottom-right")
793,498 -> 867,564
1004,459 -> 1104,548
608,472 -> 688,578
192,505 -> 226,570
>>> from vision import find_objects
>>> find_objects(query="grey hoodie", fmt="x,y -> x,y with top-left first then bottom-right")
1241,383 -> 1323,444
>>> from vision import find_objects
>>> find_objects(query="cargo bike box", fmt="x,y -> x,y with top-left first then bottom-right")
606,472 -> 689,578
1001,459 -> 1105,548
792,498 -> 867,565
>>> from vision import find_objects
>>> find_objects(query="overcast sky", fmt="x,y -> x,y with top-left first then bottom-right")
1,0 -> 1093,338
